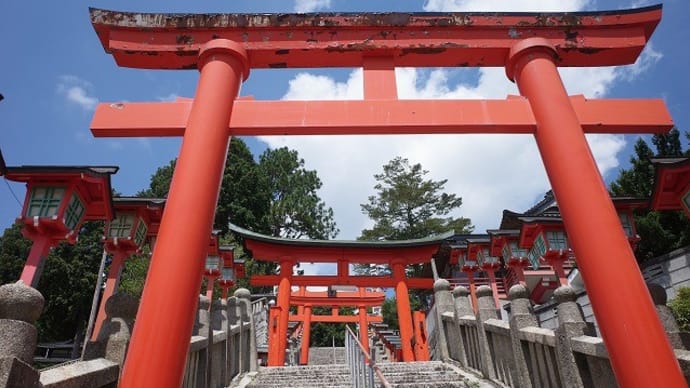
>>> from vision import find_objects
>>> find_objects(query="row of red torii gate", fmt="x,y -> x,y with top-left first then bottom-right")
2,4 -> 690,387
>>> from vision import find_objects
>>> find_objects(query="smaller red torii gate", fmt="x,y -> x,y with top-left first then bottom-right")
281,287 -> 385,365
231,223 -> 449,365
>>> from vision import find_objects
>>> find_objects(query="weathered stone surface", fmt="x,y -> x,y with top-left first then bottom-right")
40,358 -> 119,388
234,288 -> 251,300
83,292 -> 138,366
507,283 -> 537,388
0,357 -> 40,388
0,282 -> 44,323
0,320 -> 37,364
104,293 -> 138,320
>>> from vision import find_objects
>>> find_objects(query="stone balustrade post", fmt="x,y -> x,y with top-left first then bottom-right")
554,285 -> 609,388
648,282 -> 685,350
432,279 -> 453,361
226,296 -> 240,378
235,288 -> 258,372
194,295 -> 211,388
210,299 -> 227,388
452,285 -> 473,366
83,292 -> 139,368
507,284 -> 538,388
475,285 -> 499,379
0,281 -> 44,388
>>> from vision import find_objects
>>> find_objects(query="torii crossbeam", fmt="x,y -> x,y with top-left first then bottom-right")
89,5 -> 685,387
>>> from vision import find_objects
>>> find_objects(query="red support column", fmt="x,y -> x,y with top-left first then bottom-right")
392,259 -> 414,362
119,39 -> 249,388
270,259 -> 293,366
483,266 -> 501,308
506,37 -> 686,388
466,271 -> 478,313
300,304 -> 312,365
545,252 -> 568,286
91,250 -> 128,340
507,259 -> 528,287
20,236 -> 55,288
358,305 -> 369,355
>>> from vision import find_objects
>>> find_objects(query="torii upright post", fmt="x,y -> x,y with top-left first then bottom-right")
119,40 -> 249,388
506,37 -> 684,388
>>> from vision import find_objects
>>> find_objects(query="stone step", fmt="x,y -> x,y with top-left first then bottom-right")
241,360 -> 490,388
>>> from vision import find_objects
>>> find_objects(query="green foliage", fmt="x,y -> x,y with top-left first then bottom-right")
258,147 -> 338,239
359,156 -> 472,241
0,222 -> 105,342
137,139 -> 338,294
356,157 -> 472,308
609,128 -> 690,262
118,253 -> 150,298
0,224 -> 30,282
380,297 -> 423,331
669,287 -> 690,332
308,306 -> 354,347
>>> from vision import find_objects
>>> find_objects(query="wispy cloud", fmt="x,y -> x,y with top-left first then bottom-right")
56,75 -> 98,111
157,93 -> 180,102
294,0 -> 332,13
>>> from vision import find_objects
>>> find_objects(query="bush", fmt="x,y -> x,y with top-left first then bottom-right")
669,286 -> 690,332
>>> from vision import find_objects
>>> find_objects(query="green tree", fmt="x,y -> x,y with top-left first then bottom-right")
138,140 -> 337,293
610,128 -> 690,262
359,157 -> 472,241
380,297 -> 423,331
357,157 -> 473,309
308,306 -> 355,347
258,147 -> 337,239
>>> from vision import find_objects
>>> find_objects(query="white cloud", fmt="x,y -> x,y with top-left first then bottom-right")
157,93 -> 180,102
294,0 -> 332,13
57,75 -> 98,111
422,0 -> 589,12
259,0 -> 659,240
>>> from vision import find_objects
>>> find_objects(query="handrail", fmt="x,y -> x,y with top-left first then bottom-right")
345,325 -> 392,388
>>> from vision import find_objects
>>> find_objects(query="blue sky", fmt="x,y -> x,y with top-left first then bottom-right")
1,0 -> 689,247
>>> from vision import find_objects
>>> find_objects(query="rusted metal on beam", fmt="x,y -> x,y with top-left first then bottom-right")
90,96 -> 673,137
90,6 -> 661,70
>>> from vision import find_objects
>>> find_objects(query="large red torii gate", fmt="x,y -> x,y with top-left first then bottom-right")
88,6 -> 685,388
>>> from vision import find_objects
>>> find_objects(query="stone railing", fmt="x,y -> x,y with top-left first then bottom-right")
0,281 -> 263,388
182,288 -> 259,388
429,278 -> 690,388
0,281 -> 125,388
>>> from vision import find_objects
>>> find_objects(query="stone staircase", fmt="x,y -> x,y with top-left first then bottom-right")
238,361 -> 494,387
308,346 -> 346,365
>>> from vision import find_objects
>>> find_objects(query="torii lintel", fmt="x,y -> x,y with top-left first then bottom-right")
90,6 -> 660,69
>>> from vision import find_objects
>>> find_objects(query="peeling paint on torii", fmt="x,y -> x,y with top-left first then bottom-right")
88,5 -> 687,388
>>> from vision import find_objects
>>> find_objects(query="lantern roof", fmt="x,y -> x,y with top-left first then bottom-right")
3,165 -> 119,221
650,157 -> 690,212
112,197 -> 165,231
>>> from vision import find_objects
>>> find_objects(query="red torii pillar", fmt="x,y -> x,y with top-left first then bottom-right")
506,37 -> 685,388
299,303 -> 313,365
119,40 -> 249,387
392,259 -> 414,362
